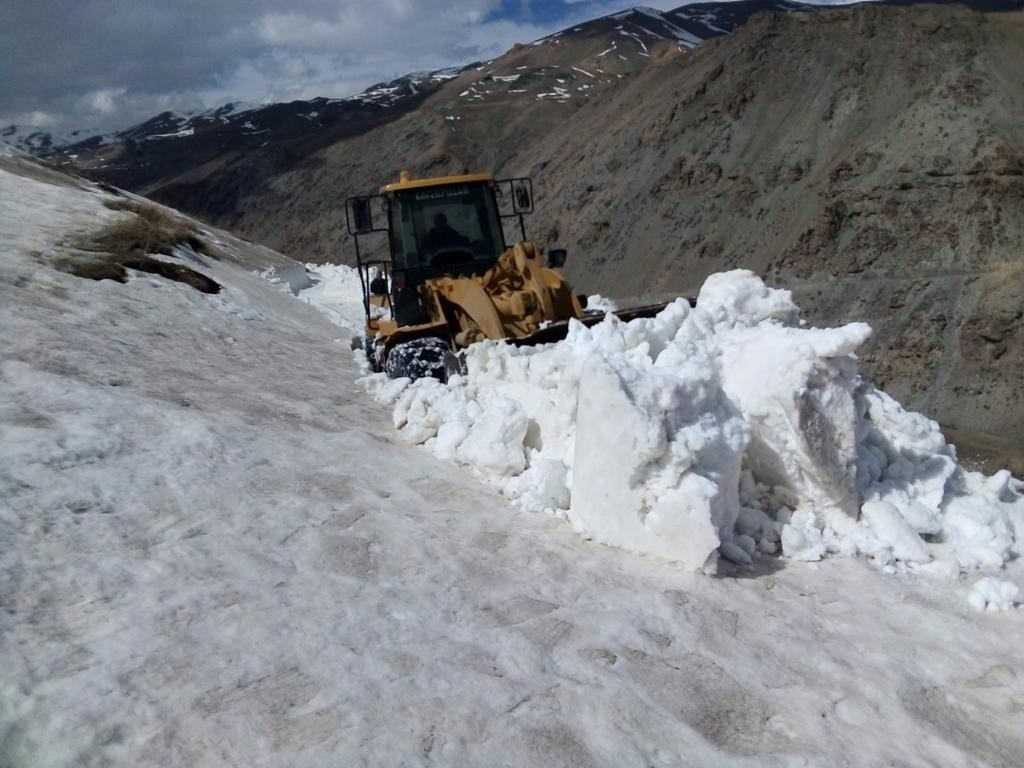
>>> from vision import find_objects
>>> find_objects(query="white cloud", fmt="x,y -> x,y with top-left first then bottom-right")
2,110 -> 60,129
253,13 -> 347,46
81,87 -> 127,115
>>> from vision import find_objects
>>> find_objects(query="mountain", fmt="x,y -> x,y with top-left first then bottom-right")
0,123 -> 108,155
41,70 -> 470,193
47,2 -> 799,200
8,0 -> 1022,166
29,1 -> 1021,178
0,2 -> 826,168
41,0 -> 1024,458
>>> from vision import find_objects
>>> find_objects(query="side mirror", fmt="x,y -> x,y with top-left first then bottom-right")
349,197 -> 373,234
513,179 -> 533,213
546,248 -> 567,269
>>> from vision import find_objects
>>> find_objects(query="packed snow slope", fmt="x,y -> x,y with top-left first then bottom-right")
3,151 -> 1024,767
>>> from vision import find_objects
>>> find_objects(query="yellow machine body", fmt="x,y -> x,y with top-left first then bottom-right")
370,241 -> 583,360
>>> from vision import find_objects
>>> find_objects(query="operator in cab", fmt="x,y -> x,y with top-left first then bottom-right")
420,213 -> 470,255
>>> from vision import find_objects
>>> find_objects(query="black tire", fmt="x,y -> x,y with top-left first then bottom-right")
385,337 -> 450,381
352,335 -> 383,372
365,336 -> 383,372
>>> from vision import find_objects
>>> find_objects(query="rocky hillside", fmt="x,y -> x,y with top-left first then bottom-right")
54,1 -> 1024,454
524,4 -> 1024,449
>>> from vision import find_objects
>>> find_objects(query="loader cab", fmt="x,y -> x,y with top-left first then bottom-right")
346,171 -> 535,327
384,174 -> 507,286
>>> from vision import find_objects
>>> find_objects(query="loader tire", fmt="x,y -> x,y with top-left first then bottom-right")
365,336 -> 384,373
385,337 -> 449,381
352,335 -> 383,372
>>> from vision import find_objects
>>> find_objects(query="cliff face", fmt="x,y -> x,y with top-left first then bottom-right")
68,4 -> 1024,447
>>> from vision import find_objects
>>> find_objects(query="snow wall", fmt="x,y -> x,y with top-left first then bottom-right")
354,270 -> 1023,575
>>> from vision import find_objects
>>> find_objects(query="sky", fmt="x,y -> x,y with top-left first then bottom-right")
0,0 -> 691,135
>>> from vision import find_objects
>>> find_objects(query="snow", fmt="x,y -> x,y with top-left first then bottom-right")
585,293 -> 619,313
968,577 -> 1020,611
683,9 -> 729,35
633,23 -> 666,40
0,150 -> 121,250
861,500 -> 933,563
428,66 -> 463,81
0,123 -> 110,154
537,87 -> 571,102
618,28 -> 649,54
342,268 -> 1024,577
4,153 -> 1024,767
637,7 -> 706,47
144,126 -> 195,140
266,262 -> 364,331
200,101 -> 262,122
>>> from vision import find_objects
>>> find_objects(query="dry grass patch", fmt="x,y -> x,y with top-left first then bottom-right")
58,199 -> 223,293
57,253 -> 221,294
98,199 -> 220,259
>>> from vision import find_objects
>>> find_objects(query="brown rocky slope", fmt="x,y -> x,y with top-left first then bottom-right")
528,5 -> 1024,451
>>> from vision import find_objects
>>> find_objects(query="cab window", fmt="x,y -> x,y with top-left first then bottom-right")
388,183 -> 505,272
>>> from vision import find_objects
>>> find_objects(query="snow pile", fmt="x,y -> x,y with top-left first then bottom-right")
255,263 -> 313,294
357,270 -> 1023,574
295,263 -> 370,332
968,578 -> 1020,611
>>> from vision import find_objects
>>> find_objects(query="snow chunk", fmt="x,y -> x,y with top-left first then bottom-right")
941,470 -> 1023,570
781,510 -> 826,561
967,578 -> 1019,611
570,352 -> 743,570
585,294 -> 619,314
861,500 -> 931,563
694,269 -> 800,328
720,322 -> 870,529
857,388 -> 1021,571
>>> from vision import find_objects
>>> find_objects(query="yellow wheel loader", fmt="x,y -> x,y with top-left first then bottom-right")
346,171 -> 667,380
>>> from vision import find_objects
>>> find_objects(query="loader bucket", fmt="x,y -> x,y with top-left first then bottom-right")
507,300 -> 692,347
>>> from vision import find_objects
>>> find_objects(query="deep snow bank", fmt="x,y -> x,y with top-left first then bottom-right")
358,270 -> 1023,575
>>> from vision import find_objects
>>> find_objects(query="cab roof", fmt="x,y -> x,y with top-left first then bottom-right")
380,171 -> 494,194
